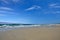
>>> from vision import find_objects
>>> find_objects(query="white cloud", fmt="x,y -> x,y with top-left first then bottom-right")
0,7 -> 16,16
0,7 -> 14,11
1,0 -> 24,5
25,5 -> 41,11
0,10 -> 18,17
0,7 -> 14,16
49,3 -> 60,8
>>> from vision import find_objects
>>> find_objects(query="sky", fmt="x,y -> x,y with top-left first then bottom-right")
0,0 -> 60,24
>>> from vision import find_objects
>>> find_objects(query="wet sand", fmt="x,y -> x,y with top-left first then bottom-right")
0,26 -> 60,40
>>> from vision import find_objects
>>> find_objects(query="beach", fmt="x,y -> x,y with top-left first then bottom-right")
0,26 -> 60,40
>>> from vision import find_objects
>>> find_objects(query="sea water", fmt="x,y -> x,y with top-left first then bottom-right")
0,24 -> 59,31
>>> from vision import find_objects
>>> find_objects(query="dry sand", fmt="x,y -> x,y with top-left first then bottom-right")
0,26 -> 60,40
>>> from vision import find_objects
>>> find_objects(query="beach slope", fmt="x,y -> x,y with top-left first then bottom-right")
0,26 -> 60,40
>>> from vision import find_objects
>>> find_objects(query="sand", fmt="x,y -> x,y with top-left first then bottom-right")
0,27 -> 60,40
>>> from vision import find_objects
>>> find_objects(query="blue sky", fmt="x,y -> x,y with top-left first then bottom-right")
0,0 -> 60,24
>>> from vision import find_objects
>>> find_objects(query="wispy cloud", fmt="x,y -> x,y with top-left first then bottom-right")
25,5 -> 41,11
12,0 -> 20,3
0,7 -> 17,16
0,13 -> 6,16
49,3 -> 60,8
1,0 -> 24,6
0,10 -> 18,16
1,0 -> 20,4
0,7 -> 14,11
44,11 -> 60,14
53,11 -> 60,14
1,0 -> 9,4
